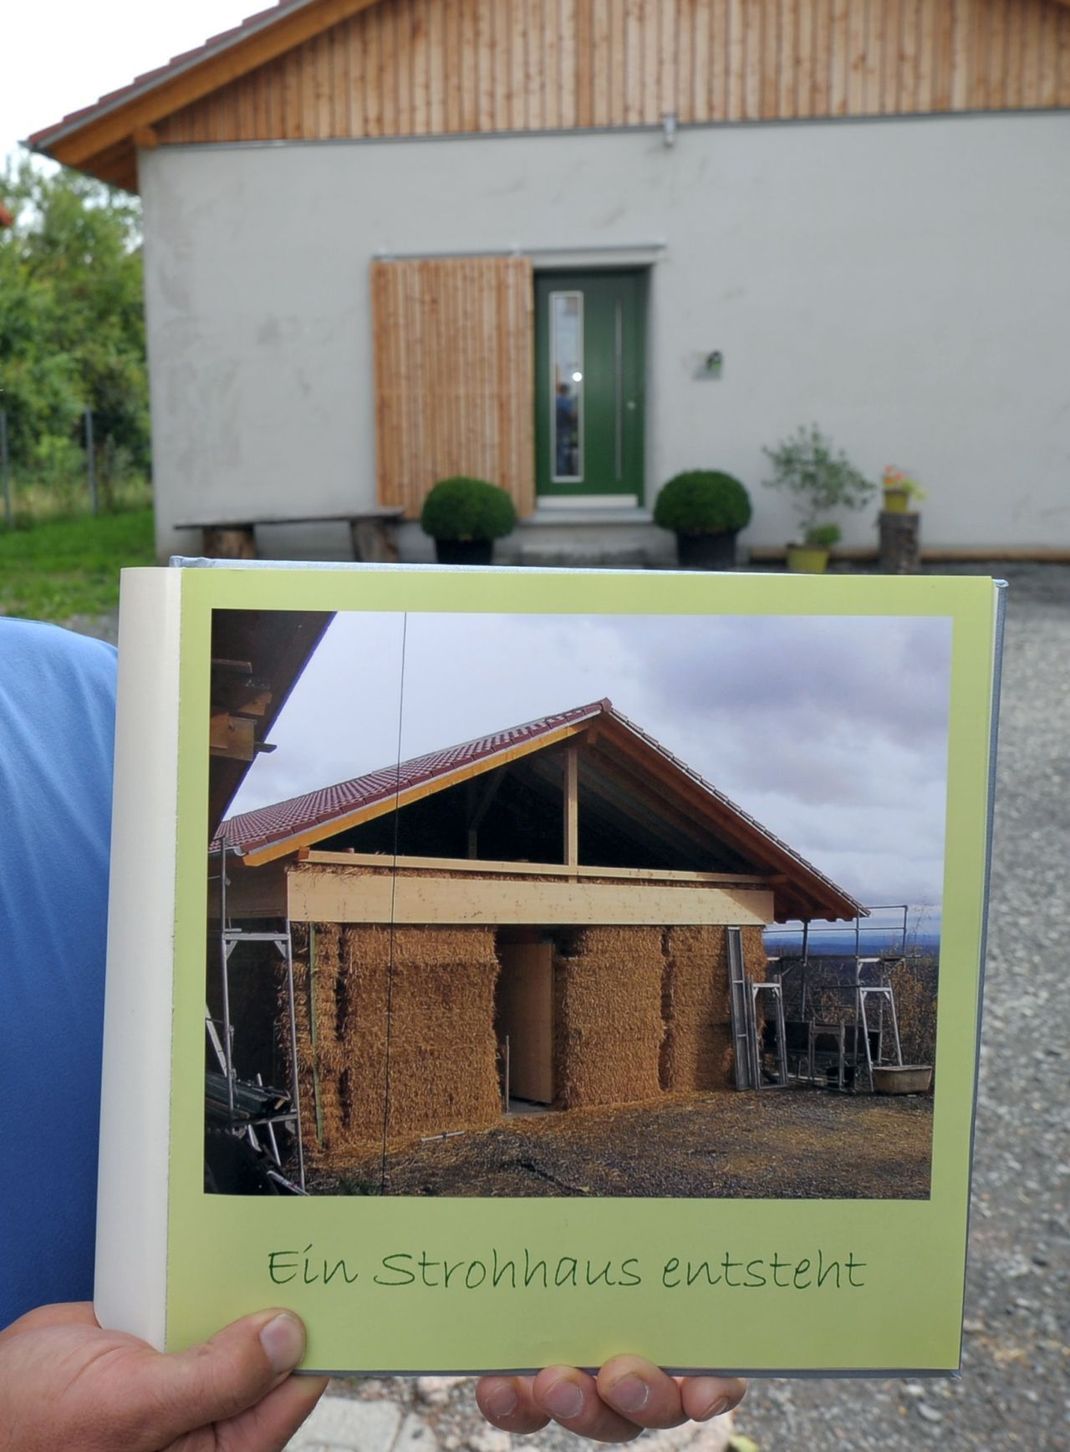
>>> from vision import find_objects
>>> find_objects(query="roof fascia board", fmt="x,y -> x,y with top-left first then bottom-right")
32,0 -> 382,167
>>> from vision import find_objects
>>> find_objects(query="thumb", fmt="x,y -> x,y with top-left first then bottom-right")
127,1309 -> 308,1446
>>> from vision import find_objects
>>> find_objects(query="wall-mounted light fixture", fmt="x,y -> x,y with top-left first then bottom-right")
661,112 -> 678,148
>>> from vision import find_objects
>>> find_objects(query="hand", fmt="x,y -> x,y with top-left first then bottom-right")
476,1357 -> 746,1442
0,1301 -> 327,1451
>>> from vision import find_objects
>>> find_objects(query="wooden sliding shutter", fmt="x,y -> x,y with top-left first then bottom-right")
371,256 -> 535,519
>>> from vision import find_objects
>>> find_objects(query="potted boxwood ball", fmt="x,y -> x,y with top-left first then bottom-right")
420,476 -> 517,565
653,470 -> 753,569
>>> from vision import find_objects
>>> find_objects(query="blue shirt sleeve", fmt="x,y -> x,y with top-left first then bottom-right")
0,619 -> 116,1327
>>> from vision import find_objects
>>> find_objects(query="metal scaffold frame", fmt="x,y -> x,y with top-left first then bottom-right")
207,839 -> 306,1192
756,906 -> 914,1093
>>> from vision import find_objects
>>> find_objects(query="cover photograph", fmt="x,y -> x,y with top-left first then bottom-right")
97,563 -> 1004,1376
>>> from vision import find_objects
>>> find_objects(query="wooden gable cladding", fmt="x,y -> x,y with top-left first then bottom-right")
152,0 -> 1070,151
370,256 -> 535,518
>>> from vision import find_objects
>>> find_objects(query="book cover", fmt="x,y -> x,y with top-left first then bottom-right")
97,562 -> 1004,1376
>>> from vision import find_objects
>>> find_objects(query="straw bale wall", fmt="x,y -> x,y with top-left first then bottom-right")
271,870 -> 770,1161
286,922 -> 501,1162
660,924 -> 768,1091
553,927 -> 665,1108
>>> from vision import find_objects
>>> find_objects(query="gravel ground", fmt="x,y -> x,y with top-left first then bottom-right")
732,564 -> 1070,1449
311,1090 -> 934,1200
69,563 -> 1069,1448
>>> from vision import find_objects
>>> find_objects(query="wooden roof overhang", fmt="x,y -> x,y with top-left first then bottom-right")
28,0 -> 1070,194
218,699 -> 864,924
208,608 -> 333,837
571,709 -> 862,924
27,0 -> 382,191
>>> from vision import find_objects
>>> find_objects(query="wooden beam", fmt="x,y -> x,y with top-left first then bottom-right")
563,744 -> 579,871
465,763 -> 507,859
302,850 -> 775,887
211,678 -> 272,717
47,0 -> 385,168
131,126 -> 159,150
218,858 -> 288,918
286,866 -> 774,927
209,712 -> 256,761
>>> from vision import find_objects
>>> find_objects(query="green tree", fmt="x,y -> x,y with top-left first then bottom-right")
0,159 -> 149,497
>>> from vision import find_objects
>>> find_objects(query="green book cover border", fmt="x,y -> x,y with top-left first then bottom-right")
161,567 -> 1000,1375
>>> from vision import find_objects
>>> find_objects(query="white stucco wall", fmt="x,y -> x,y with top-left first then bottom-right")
141,112 -> 1070,559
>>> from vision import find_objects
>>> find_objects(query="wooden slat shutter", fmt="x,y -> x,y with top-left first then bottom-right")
371,256 -> 535,519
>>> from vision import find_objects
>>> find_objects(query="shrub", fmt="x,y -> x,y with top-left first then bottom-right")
804,523 -> 841,549
419,476 -> 517,542
762,425 -> 876,540
653,471 -> 752,536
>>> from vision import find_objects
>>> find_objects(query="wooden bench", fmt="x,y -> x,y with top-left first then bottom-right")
175,509 -> 405,563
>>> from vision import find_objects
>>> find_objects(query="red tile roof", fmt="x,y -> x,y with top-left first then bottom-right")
213,698 -> 864,921
0,202 -> 13,228
213,699 -> 608,856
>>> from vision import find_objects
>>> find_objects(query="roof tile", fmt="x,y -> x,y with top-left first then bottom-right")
212,696 -> 864,921
214,699 -> 607,856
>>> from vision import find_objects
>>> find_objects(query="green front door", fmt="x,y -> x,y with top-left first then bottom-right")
535,270 -> 646,502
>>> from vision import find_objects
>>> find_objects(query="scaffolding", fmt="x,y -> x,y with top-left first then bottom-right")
758,907 -> 913,1093
206,840 -> 306,1192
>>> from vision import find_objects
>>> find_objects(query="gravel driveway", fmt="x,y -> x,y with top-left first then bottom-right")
734,564 -> 1070,1449
69,563 -> 1068,1449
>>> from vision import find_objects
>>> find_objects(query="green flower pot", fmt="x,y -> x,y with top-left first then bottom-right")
786,544 -> 830,574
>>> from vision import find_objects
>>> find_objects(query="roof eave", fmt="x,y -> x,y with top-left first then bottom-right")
27,0 -> 319,157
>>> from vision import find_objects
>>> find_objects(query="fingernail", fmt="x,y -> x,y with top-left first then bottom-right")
697,1395 -> 731,1421
484,1383 -> 519,1419
544,1380 -> 585,1420
608,1375 -> 650,1414
259,1311 -> 305,1373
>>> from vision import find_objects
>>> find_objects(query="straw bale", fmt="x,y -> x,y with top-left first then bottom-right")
659,925 -> 769,1091
661,925 -> 728,1090
285,923 -> 502,1160
556,926 -> 665,960
553,927 -> 665,1108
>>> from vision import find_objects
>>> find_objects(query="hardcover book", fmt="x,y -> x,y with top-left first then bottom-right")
98,562 -> 1004,1376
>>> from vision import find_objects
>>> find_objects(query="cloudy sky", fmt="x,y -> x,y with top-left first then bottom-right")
229,610 -> 952,907
3,2 -> 255,164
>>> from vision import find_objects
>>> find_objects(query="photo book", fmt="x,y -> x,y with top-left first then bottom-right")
98,561 -> 1005,1376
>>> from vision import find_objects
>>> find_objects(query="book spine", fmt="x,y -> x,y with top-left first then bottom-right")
94,568 -> 183,1348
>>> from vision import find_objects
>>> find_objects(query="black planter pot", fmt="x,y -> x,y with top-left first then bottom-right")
675,529 -> 739,570
433,538 -> 495,566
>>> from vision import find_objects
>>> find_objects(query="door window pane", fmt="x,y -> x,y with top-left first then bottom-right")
550,292 -> 583,482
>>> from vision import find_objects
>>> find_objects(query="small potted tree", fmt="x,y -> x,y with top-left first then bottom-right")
762,425 -> 876,573
653,470 -> 752,569
420,476 -> 517,565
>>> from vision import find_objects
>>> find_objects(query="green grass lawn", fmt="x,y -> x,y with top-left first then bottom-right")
0,508 -> 155,622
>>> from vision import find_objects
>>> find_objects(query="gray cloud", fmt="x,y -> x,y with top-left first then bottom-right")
232,610 -> 951,907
